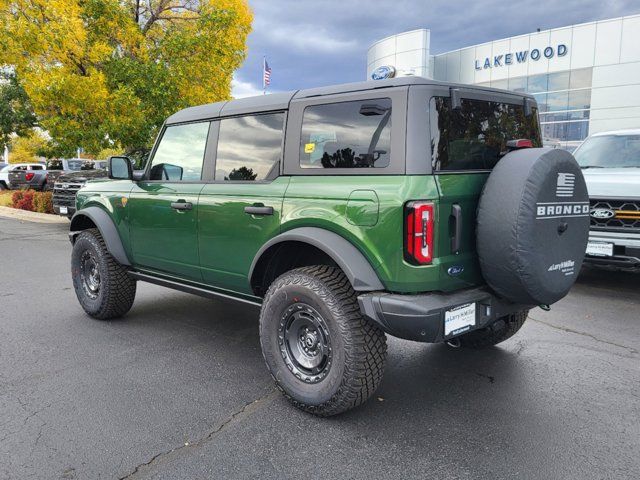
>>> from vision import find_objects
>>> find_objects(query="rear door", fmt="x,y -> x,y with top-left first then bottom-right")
426,89 -> 543,288
129,121 -> 213,281
198,112 -> 288,295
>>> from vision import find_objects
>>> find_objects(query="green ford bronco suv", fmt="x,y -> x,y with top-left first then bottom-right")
70,77 -> 590,416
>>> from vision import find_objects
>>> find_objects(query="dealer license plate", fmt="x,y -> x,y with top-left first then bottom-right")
444,303 -> 476,337
586,241 -> 613,257
59,206 -> 68,215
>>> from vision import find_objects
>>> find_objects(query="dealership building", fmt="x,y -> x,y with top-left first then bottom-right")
367,14 -> 640,148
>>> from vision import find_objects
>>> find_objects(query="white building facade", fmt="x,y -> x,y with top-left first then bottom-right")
367,14 -> 640,148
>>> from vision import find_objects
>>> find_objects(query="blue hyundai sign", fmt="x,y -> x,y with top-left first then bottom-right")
475,44 -> 567,70
371,65 -> 396,80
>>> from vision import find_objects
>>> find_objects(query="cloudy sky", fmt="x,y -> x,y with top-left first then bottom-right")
232,0 -> 639,97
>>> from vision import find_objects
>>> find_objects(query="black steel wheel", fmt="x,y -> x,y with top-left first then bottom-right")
260,265 -> 387,416
79,250 -> 101,300
71,228 -> 136,320
279,302 -> 333,383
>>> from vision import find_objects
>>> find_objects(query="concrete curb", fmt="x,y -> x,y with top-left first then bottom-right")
0,206 -> 69,224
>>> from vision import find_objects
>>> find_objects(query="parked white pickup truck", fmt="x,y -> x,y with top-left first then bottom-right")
573,129 -> 640,269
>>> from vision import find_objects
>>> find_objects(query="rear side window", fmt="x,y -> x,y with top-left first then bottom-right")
300,98 -> 392,169
30,165 -> 43,170
430,97 -> 542,171
47,160 -> 63,170
149,122 -> 210,181
215,113 -> 284,181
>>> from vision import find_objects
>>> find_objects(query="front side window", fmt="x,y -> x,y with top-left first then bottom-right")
430,97 -> 542,171
215,113 -> 284,181
149,122 -> 210,181
300,98 -> 392,169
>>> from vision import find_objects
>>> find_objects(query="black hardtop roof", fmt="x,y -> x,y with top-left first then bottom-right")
165,76 -> 533,125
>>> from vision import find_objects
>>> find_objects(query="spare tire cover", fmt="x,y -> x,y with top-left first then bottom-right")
477,148 -> 589,305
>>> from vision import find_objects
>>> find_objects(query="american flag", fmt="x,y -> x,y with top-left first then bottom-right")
263,58 -> 271,90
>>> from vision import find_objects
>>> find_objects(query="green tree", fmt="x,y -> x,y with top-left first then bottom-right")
0,71 -> 36,149
227,166 -> 257,181
0,0 -> 252,155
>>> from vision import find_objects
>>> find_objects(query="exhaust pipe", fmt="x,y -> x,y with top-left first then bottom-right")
446,338 -> 461,348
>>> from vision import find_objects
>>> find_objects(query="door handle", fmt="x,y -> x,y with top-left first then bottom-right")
171,200 -> 193,211
244,204 -> 274,216
449,204 -> 462,254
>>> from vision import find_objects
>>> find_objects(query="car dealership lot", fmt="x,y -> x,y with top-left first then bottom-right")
0,217 -> 638,480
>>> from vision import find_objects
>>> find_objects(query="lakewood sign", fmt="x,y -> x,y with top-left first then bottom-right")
475,44 -> 568,70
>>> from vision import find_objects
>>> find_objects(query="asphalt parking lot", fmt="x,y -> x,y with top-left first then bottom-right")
0,216 -> 638,480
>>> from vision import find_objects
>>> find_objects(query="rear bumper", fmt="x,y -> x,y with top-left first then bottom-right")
358,287 -> 530,343
585,230 -> 640,269
10,181 -> 42,190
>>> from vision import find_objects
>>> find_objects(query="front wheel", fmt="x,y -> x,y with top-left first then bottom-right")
71,228 -> 136,320
259,266 -> 387,416
457,310 -> 529,348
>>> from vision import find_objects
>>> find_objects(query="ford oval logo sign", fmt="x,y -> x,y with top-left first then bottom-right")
590,208 -> 615,219
371,65 -> 396,81
447,265 -> 464,276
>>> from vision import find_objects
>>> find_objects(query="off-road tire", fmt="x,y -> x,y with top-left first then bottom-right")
259,265 -> 387,416
71,228 -> 136,320
457,310 -> 529,349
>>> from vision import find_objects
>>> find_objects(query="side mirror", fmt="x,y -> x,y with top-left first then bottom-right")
108,156 -> 133,180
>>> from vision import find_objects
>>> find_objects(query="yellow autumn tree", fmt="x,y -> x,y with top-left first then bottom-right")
9,129 -> 48,164
0,0 -> 252,155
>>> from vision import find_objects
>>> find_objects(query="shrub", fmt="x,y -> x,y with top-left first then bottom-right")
10,190 -> 54,214
11,190 -> 34,211
33,191 -> 53,214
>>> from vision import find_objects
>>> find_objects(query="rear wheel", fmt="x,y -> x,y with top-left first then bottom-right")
71,228 -> 136,319
457,310 -> 529,349
259,265 -> 387,416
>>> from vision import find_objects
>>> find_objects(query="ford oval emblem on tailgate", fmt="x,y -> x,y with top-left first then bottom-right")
447,265 -> 464,276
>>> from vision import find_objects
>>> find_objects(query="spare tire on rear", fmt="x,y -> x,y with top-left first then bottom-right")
477,148 -> 589,306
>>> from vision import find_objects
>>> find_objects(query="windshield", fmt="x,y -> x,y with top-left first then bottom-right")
67,160 -> 84,171
574,134 -> 640,168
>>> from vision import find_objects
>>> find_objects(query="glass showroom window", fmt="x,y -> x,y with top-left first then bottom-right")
547,72 -> 570,92
508,77 -> 527,93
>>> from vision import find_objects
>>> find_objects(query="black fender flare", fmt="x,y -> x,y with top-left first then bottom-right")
69,206 -> 131,266
249,227 -> 385,292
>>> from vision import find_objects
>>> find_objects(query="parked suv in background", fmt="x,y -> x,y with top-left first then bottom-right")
46,159 -> 107,187
574,130 -> 640,269
52,161 -> 108,218
68,77 -> 590,416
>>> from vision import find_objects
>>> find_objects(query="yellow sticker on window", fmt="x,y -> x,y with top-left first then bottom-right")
304,143 -> 316,154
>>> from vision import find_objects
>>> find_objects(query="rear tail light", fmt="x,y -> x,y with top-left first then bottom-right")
404,201 -> 434,264
25,172 -> 35,181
